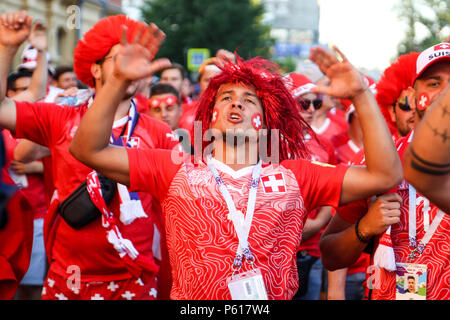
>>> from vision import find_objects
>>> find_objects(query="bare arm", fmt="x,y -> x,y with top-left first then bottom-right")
309,46 -> 403,205
319,193 -> 401,270
327,268 -> 348,300
13,21 -> 48,103
301,206 -> 332,242
0,11 -> 34,132
14,139 -> 50,162
69,23 -> 170,185
403,85 -> 450,213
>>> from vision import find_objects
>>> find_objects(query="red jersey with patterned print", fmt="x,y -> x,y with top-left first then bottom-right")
337,130 -> 450,300
127,148 -> 348,299
14,100 -> 178,283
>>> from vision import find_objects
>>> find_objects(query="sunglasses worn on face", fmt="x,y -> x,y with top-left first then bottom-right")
396,96 -> 412,112
298,98 -> 323,111
149,95 -> 179,108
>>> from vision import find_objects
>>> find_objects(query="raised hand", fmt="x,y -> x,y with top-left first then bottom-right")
309,46 -> 368,100
28,21 -> 47,51
113,22 -> 170,82
0,11 -> 33,48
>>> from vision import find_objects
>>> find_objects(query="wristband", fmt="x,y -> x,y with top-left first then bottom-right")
355,217 -> 371,243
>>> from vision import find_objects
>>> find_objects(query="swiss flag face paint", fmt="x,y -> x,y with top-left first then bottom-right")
251,113 -> 263,130
211,108 -> 219,125
417,92 -> 430,111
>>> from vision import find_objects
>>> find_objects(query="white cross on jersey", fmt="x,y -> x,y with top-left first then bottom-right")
149,288 -> 157,298
121,291 -> 135,300
419,95 -> 428,108
55,293 -> 68,300
128,137 -> 139,148
107,281 -> 119,292
91,293 -> 104,300
261,173 -> 286,193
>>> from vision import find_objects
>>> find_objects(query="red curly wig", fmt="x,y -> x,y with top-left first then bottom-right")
375,52 -> 420,135
195,54 -> 311,162
73,15 -> 144,88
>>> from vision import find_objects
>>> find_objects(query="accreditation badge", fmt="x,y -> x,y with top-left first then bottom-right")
395,263 -> 427,300
227,268 -> 268,300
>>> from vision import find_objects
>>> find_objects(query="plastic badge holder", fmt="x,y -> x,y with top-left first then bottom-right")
227,268 -> 268,300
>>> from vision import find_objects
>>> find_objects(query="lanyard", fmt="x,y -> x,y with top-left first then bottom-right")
408,184 -> 445,262
206,156 -> 262,270
109,101 -> 139,147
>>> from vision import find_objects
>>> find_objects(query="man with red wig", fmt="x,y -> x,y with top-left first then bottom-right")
68,19 -> 402,299
0,11 -> 176,300
320,42 -> 450,300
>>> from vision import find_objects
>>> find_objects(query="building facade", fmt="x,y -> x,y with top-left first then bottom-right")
0,0 -> 122,69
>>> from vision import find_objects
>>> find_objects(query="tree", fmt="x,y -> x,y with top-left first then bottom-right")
140,0 -> 274,70
395,0 -> 449,55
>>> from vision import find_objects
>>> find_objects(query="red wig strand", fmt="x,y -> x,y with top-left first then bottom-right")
195,54 -> 311,162
375,52 -> 420,134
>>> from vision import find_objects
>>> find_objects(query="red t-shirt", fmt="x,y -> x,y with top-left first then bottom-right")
0,172 -> 34,299
1,129 -> 47,220
178,100 -> 199,133
312,117 -> 348,149
337,131 -> 450,299
14,101 -> 177,282
335,138 -> 361,165
299,134 -> 337,257
127,149 -> 348,299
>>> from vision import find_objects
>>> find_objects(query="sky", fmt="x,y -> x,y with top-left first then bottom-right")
318,0 -> 408,71
123,0 -> 409,73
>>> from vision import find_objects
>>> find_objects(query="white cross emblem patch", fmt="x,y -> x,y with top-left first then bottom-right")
261,173 -> 286,193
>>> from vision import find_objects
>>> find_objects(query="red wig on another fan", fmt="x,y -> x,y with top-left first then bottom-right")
73,15 -> 144,88
195,54 -> 312,162
375,52 -> 420,135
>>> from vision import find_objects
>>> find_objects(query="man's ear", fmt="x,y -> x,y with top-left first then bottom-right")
387,104 -> 396,123
90,63 -> 102,86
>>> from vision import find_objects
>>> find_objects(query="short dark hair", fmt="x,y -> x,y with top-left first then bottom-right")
159,62 -> 187,79
150,83 -> 181,101
54,65 -> 74,81
7,70 -> 33,91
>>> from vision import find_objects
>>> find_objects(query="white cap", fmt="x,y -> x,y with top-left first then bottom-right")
17,44 -> 55,76
415,42 -> 450,81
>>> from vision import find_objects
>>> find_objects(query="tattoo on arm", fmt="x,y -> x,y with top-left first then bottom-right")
425,121 -> 450,144
409,147 -> 450,176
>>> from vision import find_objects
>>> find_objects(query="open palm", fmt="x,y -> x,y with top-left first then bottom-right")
309,46 -> 367,99
113,23 -> 170,81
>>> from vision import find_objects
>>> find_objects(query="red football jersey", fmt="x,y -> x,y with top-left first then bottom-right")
337,131 -> 450,300
1,129 -> 47,219
15,101 -> 177,282
127,148 -> 348,299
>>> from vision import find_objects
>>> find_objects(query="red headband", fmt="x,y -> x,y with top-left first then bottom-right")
149,95 -> 179,108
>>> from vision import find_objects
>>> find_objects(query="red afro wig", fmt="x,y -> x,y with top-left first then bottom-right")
195,54 -> 311,162
375,52 -> 420,135
73,15 -> 144,88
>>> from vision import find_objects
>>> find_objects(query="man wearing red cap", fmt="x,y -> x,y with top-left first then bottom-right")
320,42 -> 450,300
69,22 -> 402,300
0,11 -> 176,300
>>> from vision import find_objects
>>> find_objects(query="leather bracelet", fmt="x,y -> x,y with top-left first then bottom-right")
355,217 -> 371,243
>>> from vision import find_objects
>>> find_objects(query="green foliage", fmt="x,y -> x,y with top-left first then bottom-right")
272,56 -> 297,75
140,0 -> 274,68
395,0 -> 449,56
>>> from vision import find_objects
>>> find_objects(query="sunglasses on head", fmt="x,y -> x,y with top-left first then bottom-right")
149,95 -> 179,108
396,96 -> 412,112
298,98 -> 323,111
